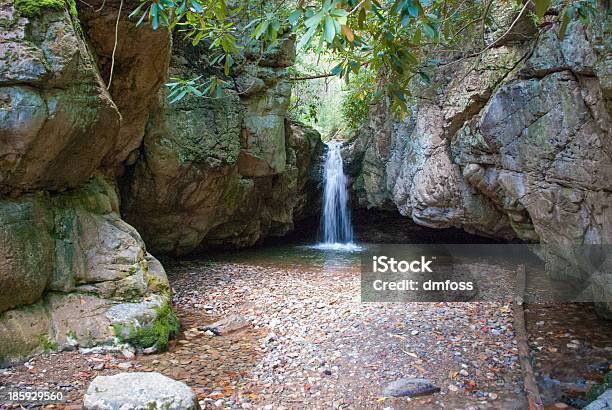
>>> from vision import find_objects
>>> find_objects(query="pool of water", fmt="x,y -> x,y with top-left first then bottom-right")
207,241 -> 366,273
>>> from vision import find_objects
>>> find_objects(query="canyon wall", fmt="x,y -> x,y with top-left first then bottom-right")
120,38 -> 323,255
344,4 -> 612,316
0,0 -> 321,364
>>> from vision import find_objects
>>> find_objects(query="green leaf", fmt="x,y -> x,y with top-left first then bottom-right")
190,0 -> 203,12
331,62 -> 343,76
215,84 -> 224,98
413,27 -> 422,44
187,86 -> 203,97
324,15 -> 336,43
304,10 -> 324,28
358,7 -> 366,29
252,20 -> 269,39
407,4 -> 418,17
403,50 -> 418,65
297,24 -> 317,49
129,2 -> 146,19
224,54 -> 233,75
419,71 -> 431,84
272,19 -> 281,34
169,89 -> 187,104
330,8 -> 347,17
176,0 -> 186,14
136,8 -> 147,26
421,22 -> 435,38
288,10 -> 301,26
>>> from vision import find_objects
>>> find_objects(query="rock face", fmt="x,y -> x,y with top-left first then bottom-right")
344,7 -> 612,315
77,0 -> 172,170
0,0 -> 321,364
83,372 -> 200,410
0,0 -> 120,194
121,38 -> 323,255
0,0 -> 174,365
0,176 -> 174,365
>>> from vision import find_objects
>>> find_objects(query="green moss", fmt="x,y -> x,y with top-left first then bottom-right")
15,0 -> 65,17
144,272 -> 171,295
67,0 -> 78,23
37,334 -> 59,352
15,0 -> 80,33
114,302 -> 179,351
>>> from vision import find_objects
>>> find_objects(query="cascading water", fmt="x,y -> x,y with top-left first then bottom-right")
318,142 -> 356,249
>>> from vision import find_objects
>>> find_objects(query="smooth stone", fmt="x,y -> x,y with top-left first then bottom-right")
382,378 -> 441,398
83,372 -> 200,410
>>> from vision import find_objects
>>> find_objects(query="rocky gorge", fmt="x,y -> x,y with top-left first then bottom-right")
0,1 -> 610,407
0,0 -> 322,365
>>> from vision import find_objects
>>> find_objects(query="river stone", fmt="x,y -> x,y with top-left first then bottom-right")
382,378 -> 441,398
202,314 -> 250,336
83,372 -> 200,410
585,389 -> 612,410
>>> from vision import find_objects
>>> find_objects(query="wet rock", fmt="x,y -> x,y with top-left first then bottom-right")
83,372 -> 200,410
382,378 -> 441,398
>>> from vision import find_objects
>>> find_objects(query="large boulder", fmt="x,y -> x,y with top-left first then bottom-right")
0,176 -> 173,366
0,0 -> 120,193
83,372 -> 200,410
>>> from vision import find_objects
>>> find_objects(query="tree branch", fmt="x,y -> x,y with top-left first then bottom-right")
289,73 -> 335,81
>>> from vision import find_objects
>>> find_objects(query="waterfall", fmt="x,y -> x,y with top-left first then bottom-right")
320,142 -> 354,246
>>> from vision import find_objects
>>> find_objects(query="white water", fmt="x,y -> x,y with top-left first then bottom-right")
317,142 -> 358,251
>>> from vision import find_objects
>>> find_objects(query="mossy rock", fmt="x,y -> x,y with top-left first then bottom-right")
14,0 -> 80,31
15,0 -> 65,17
112,300 -> 179,351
